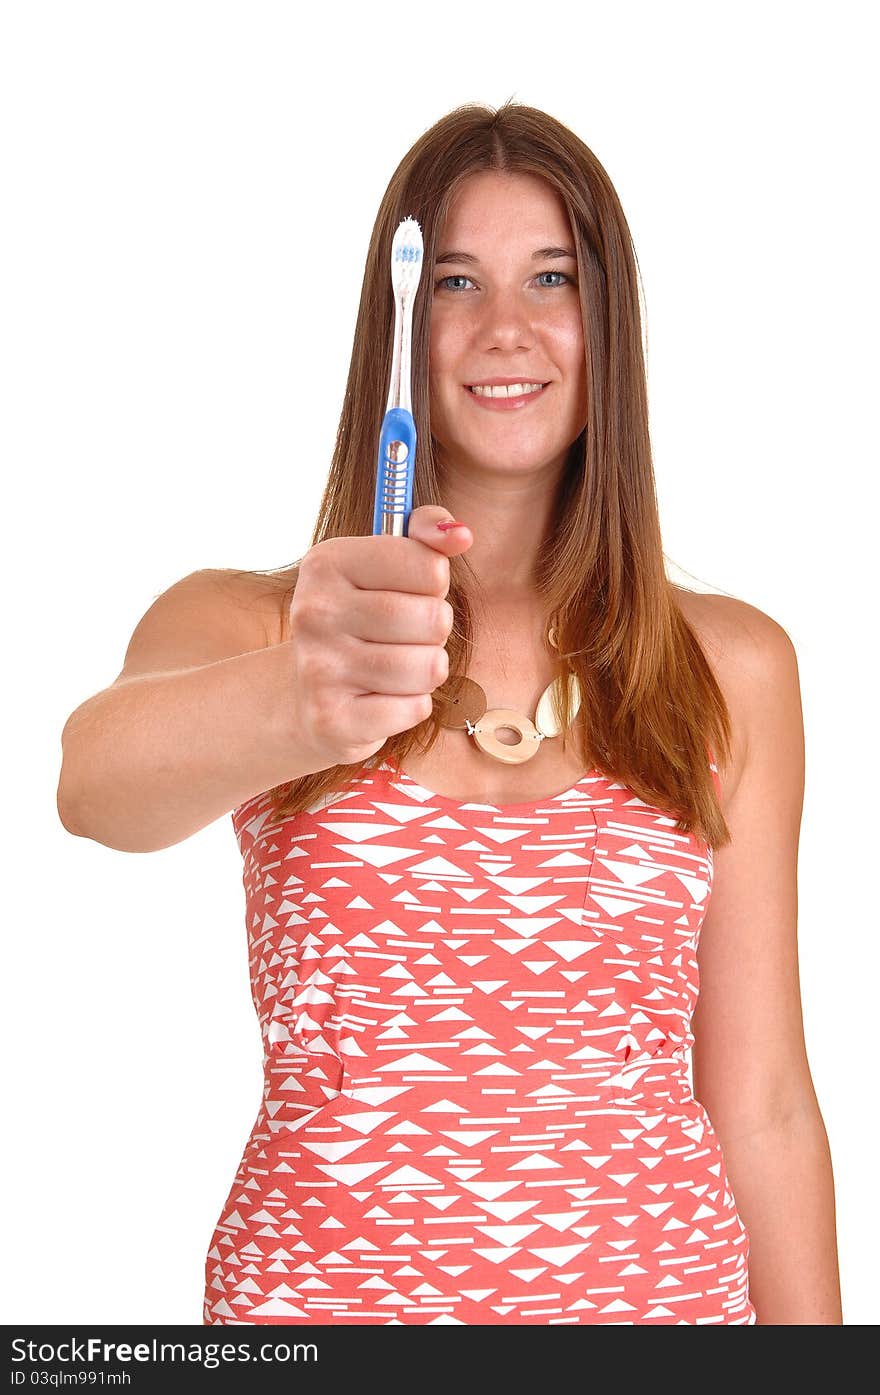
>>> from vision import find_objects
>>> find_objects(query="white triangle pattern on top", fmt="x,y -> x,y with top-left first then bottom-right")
203,757 -> 756,1325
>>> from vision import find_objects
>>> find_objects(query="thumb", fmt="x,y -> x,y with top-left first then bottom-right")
407,503 -> 473,556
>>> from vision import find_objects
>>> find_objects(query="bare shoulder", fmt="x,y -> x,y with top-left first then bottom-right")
673,584 -> 794,668
107,566 -> 293,686
672,585 -> 799,800
200,567 -> 297,648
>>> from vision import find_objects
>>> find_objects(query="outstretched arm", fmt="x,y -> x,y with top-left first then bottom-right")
692,605 -> 842,1325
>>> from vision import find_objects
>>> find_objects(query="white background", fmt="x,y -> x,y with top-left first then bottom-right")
3,0 -> 876,1325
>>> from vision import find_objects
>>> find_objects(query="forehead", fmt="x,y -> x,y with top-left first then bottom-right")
440,170 -> 572,243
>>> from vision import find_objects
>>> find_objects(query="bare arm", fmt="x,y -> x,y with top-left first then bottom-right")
58,514 -> 470,856
56,570 -> 322,853
692,602 -> 842,1324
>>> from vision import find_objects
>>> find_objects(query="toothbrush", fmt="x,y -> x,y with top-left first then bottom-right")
372,216 -> 424,537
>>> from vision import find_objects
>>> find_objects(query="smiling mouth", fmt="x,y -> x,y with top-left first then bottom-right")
465,382 -> 550,395
462,382 -> 552,410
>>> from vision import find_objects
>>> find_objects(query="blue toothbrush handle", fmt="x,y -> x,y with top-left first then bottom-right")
373,407 -> 416,536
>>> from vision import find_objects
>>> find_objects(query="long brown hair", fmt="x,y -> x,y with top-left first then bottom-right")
241,99 -> 733,847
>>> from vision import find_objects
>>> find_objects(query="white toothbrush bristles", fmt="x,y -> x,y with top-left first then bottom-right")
391,217 -> 424,302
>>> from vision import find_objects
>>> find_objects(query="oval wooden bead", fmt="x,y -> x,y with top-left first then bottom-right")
471,708 -> 542,764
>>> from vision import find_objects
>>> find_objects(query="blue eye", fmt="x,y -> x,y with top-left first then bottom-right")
433,271 -> 574,292
434,275 -> 473,292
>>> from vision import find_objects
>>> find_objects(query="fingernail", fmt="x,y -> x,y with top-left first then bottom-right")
437,520 -> 468,532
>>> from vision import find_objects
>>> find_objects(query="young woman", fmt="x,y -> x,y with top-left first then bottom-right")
58,101 -> 841,1325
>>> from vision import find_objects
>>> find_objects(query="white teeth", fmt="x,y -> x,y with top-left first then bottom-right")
469,382 -> 545,399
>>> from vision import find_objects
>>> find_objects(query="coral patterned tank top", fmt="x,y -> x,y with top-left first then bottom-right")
203,755 -> 756,1325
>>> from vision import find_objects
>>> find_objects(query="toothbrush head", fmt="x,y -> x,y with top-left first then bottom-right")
391,216 -> 424,305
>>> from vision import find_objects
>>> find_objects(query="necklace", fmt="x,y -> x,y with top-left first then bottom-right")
432,618 -> 584,765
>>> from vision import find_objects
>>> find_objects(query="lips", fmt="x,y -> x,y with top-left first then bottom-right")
463,382 -> 551,411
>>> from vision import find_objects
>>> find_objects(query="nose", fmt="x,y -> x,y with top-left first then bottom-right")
474,287 -> 538,351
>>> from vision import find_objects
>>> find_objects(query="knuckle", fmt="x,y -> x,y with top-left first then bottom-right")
300,540 -> 328,576
368,643 -> 394,682
377,589 -> 400,625
431,552 -> 451,594
297,587 -> 332,633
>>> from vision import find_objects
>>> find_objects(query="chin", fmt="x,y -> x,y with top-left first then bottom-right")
463,445 -> 562,474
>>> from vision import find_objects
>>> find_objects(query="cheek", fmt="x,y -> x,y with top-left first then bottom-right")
558,326 -> 588,407
552,309 -> 586,364
427,339 -> 454,431
428,315 -> 460,376
428,327 -> 467,423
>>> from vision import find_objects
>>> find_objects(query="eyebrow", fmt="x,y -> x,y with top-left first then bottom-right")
434,245 -> 577,265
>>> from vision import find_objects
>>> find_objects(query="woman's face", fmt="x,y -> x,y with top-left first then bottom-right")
428,170 -> 588,480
